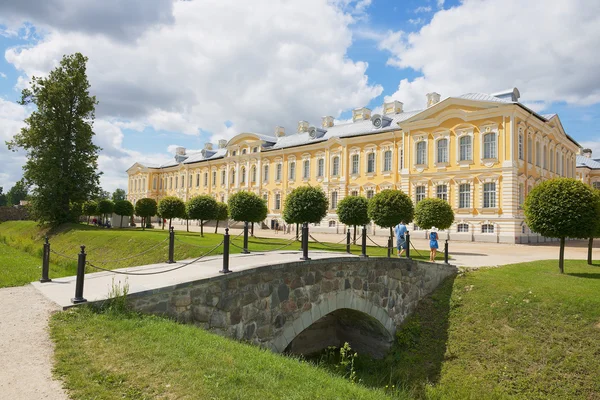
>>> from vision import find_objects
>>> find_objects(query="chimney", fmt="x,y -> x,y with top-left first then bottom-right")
204,142 -> 213,151
383,100 -> 403,115
352,107 -> 371,122
321,116 -> 334,128
275,126 -> 285,137
175,146 -> 186,156
582,148 -> 592,158
426,92 -> 441,108
218,139 -> 227,149
297,120 -> 309,133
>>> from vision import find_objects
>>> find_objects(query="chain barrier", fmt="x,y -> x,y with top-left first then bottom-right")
85,240 -> 224,276
365,234 -> 387,248
308,234 -> 348,250
49,248 -> 79,261
409,239 -> 425,258
87,237 -> 170,264
230,236 -> 299,252
174,235 -> 225,249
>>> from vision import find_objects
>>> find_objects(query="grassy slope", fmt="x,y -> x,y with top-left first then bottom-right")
0,242 -> 69,287
50,308 -> 392,400
0,221 -> 436,287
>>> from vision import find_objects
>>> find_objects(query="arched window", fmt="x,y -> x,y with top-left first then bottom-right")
251,166 -> 257,183
437,139 -> 448,163
263,165 -> 269,182
276,163 -> 282,181
231,169 -> 236,185
306,160 -> 312,179
535,142 -> 541,167
242,148 -> 247,154
459,136 -> 472,161
543,145 -> 547,169
457,223 -> 469,233
240,167 -> 246,184
383,150 -> 392,171
351,154 -> 359,174
328,220 -> 336,227
483,133 -> 496,159
367,153 -> 375,173
518,134 -> 524,160
416,141 -> 427,165
331,191 -> 338,209
332,156 -> 340,176
289,162 -> 296,180
482,224 -> 494,233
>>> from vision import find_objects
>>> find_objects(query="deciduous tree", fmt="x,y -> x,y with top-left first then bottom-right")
97,199 -> 114,226
186,195 -> 218,236
336,195 -> 370,244
114,200 -> 134,228
282,186 -> 328,224
367,189 -> 414,238
413,198 -> 454,231
6,181 -> 28,206
111,188 -> 127,202
135,198 -> 158,231
228,191 -> 268,224
81,200 -> 98,225
157,196 -> 185,230
524,178 -> 599,273
587,189 -> 600,265
214,202 -> 229,234
6,53 -> 101,226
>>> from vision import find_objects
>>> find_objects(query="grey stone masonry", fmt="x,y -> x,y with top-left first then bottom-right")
127,257 -> 457,354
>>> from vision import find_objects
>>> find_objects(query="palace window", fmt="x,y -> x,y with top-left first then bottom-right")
535,142 -> 541,167
416,142 -> 427,165
204,172 -> 208,187
275,194 -> 281,210
263,165 -> 269,182
316,159 -> 323,177
232,150 -> 237,156
528,137 -> 533,163
289,162 -> 296,180
308,160 -> 314,179
175,176 -> 178,189
367,153 -> 375,173
143,178 -> 146,190
221,195 -> 225,203
518,183 -> 525,208
332,156 -> 340,176
549,149 -> 554,172
437,139 -> 448,163
159,178 -> 163,190
331,191 -> 338,209
251,166 -> 257,183
436,184 -> 448,201
482,224 -> 494,234
543,145 -> 547,169
518,134 -> 524,160
276,163 -> 282,181
399,149 -> 404,169
221,170 -> 226,185
329,220 -> 336,227
181,175 -> 185,188
483,133 -> 496,159
252,147 -> 258,153
153,177 -> 157,190
196,173 -> 200,187
366,189 -> 374,199
593,182 -> 600,190
263,193 -> 268,204
240,167 -> 246,184
212,171 -> 217,186
169,177 -> 173,189
351,190 -> 358,197
483,182 -> 496,208
383,150 -> 392,172
459,183 -> 470,208
351,154 -> 359,174
459,136 -> 472,161
416,186 -> 426,203
242,149 -> 247,155
231,169 -> 236,185
457,223 -> 469,233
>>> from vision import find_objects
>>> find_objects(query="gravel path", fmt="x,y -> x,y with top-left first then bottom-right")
0,285 -> 69,399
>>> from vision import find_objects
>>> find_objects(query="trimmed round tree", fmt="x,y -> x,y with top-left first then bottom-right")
157,196 -> 186,230
96,199 -> 114,226
524,178 -> 599,273
81,200 -> 97,225
134,198 -> 157,231
186,195 -> 218,236
114,199 -> 134,228
214,202 -> 229,234
367,189 -> 414,238
336,195 -> 370,244
414,198 -> 455,231
587,189 -> 600,265
283,186 -> 328,224
228,191 -> 268,225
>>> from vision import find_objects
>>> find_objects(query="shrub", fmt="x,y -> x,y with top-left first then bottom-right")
283,186 -> 328,224
336,196 -> 370,244
228,191 -> 268,223
367,189 -> 414,238
157,196 -> 185,230
186,195 -> 218,236
97,199 -> 114,226
114,200 -> 134,228
413,198 -> 454,230
134,198 -> 157,231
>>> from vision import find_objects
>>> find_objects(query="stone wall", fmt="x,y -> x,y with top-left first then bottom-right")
128,257 -> 457,357
0,206 -> 29,222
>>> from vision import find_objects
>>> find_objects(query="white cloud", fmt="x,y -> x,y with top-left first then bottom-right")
580,141 -> 600,156
414,6 -> 432,13
0,72 -> 6,78
379,0 -> 600,111
408,18 -> 424,26
0,98 -> 29,190
437,0 -> 445,9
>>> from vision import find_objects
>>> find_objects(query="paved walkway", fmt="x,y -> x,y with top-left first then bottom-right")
0,286 -> 69,400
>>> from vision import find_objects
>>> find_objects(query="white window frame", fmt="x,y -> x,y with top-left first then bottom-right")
416,141 -> 427,165
275,193 -> 281,210
436,184 -> 448,201
383,150 -> 392,172
331,191 -> 338,209
351,154 -> 359,175
331,156 -> 340,176
415,186 -> 426,203
276,163 -> 282,181
436,138 -> 448,164
306,159 -> 313,179
366,152 -> 375,174
459,183 -> 471,208
457,223 -> 469,233
482,132 -> 497,159
289,162 -> 296,180
483,182 -> 496,208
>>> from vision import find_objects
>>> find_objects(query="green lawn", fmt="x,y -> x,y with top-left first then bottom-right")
49,260 -> 600,400
0,242 -> 71,287
0,221 -> 436,287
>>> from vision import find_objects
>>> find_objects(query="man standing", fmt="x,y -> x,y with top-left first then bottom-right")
394,221 -> 408,257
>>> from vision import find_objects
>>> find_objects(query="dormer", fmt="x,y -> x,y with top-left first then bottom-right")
174,147 -> 188,163
383,100 -> 403,115
297,121 -> 310,133
352,107 -> 371,122
321,116 -> 335,128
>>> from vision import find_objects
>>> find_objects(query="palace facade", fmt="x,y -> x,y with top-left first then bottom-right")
127,88 -> 591,243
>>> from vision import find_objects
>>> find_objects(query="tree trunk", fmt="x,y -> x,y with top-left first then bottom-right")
120,215 -> 123,228
588,237 -> 594,265
353,225 -> 357,245
142,217 -> 145,231
559,237 -> 565,274
200,220 -> 204,237
215,219 -> 219,234
251,222 -> 254,237
296,223 -> 299,240
389,227 -> 394,251
187,218 -> 189,233
87,216 -> 90,225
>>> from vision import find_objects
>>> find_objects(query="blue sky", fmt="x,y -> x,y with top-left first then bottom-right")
0,0 -> 599,191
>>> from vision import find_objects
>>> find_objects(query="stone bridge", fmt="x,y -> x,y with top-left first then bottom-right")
127,257 -> 457,358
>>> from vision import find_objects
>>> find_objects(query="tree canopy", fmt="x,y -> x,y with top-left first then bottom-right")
135,198 -> 158,230
81,200 -> 98,224
114,200 -> 134,228
336,195 -> 370,243
414,198 -> 454,230
524,178 -> 599,273
6,181 -> 28,206
112,188 -> 127,202
0,187 -> 8,207
228,191 -> 268,223
97,199 -> 114,225
282,186 -> 328,224
6,53 -> 101,226
186,195 -> 218,236
214,202 -> 229,233
367,189 -> 414,236
157,196 -> 186,229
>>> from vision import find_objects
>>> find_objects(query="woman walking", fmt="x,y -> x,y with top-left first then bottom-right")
429,229 -> 439,262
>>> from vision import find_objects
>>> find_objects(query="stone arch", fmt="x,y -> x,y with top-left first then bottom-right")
270,291 -> 395,358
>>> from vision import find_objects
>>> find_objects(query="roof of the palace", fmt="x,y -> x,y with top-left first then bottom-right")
131,89 -> 581,170
577,155 -> 600,170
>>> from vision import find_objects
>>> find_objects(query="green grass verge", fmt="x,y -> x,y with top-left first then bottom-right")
0,242 -> 70,287
0,221 -> 436,287
50,260 -> 600,399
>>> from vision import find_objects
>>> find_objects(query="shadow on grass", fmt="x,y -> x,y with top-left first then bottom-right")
567,272 -> 600,279
351,274 -> 456,396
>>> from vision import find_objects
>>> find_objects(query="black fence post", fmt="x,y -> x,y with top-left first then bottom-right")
220,228 -> 231,273
360,225 -> 368,258
405,231 -> 411,259
444,239 -> 449,264
71,245 -> 87,304
40,236 -> 51,283
243,221 -> 250,254
346,229 -> 351,254
167,227 -> 175,263
387,236 -> 392,258
300,222 -> 310,261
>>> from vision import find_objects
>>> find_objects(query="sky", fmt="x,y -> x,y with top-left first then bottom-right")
0,0 -> 599,192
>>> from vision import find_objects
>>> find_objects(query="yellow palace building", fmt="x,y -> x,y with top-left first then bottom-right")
127,88 -> 593,244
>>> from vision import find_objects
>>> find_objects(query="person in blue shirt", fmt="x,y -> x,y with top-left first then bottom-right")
429,229 -> 439,262
394,221 -> 408,257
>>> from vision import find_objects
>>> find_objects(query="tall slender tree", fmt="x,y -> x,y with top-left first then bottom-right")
6,53 -> 101,226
